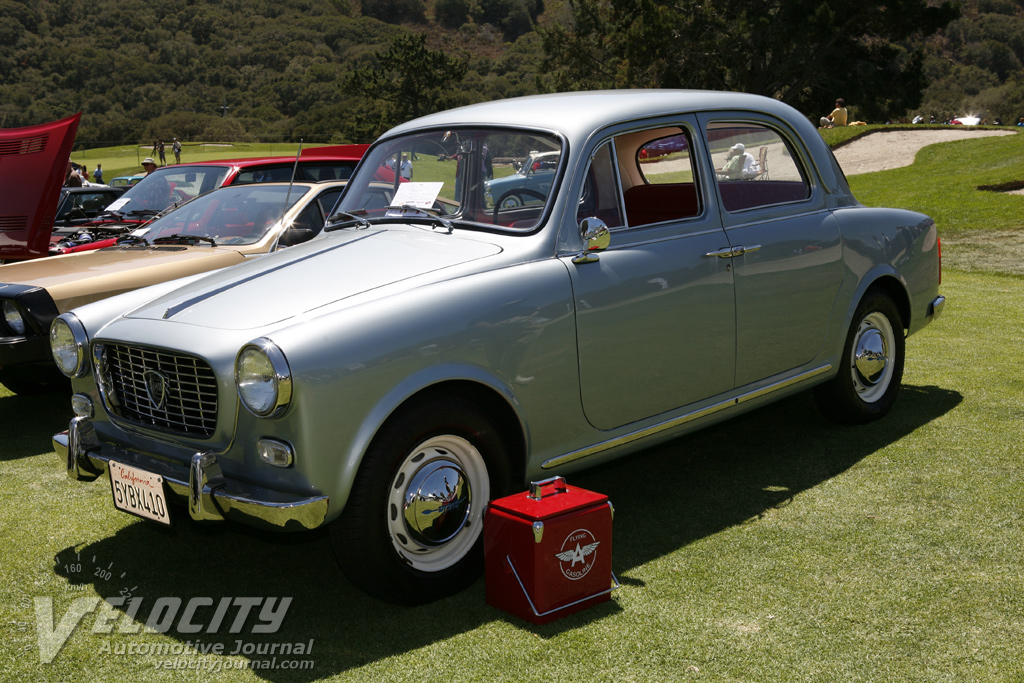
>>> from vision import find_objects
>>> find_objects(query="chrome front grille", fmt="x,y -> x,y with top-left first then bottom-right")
97,343 -> 218,437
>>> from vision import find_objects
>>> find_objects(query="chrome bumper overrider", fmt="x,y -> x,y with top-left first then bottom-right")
930,295 -> 946,319
53,417 -> 328,531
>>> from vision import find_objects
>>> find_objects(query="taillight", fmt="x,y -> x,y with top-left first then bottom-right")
937,236 -> 942,285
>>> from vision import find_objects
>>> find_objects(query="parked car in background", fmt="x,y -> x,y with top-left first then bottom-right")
0,112 -> 80,263
52,90 -> 943,606
484,149 -> 559,209
0,180 -> 347,394
108,174 -> 146,188
53,186 -> 126,229
48,144 -> 369,256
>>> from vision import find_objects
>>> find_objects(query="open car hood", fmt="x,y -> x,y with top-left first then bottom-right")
0,113 -> 80,261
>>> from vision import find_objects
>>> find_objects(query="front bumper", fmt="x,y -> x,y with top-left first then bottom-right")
54,417 -> 329,531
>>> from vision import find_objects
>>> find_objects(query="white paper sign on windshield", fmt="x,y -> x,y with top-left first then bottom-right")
105,197 -> 131,212
385,182 -> 444,217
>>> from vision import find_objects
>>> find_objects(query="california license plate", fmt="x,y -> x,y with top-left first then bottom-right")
108,461 -> 171,525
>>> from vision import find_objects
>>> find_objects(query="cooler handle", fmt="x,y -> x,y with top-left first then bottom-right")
528,476 -> 567,500
505,555 -> 620,618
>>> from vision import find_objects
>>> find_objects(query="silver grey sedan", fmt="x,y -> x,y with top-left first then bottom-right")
51,90 -> 944,605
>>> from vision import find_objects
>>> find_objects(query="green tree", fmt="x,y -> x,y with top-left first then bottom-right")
541,0 -> 959,122
345,33 -> 468,134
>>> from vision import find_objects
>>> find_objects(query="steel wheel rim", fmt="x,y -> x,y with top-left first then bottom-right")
387,434 -> 489,572
500,195 -> 522,209
851,311 -> 895,403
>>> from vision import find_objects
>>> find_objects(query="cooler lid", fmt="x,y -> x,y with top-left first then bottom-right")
489,476 -> 608,522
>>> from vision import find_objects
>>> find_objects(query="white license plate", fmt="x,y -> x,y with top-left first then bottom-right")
108,461 -> 171,525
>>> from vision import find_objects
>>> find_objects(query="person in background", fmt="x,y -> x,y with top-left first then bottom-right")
400,154 -> 413,180
157,139 -> 166,165
93,163 -> 103,183
65,160 -> 82,187
819,98 -> 848,128
716,143 -> 759,180
141,157 -> 158,175
172,138 -> 181,164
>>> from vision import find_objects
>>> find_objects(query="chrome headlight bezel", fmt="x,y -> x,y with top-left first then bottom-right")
50,314 -> 90,378
235,338 -> 292,418
1,299 -> 26,335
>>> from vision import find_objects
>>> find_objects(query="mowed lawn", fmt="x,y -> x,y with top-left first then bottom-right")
2,131 -> 1023,682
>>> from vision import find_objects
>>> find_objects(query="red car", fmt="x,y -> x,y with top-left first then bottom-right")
49,144 -> 371,255
0,113 -> 80,263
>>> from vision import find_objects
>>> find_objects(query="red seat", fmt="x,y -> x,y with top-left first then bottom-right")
623,184 -> 699,227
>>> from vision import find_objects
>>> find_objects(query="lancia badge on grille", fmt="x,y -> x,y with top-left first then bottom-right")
143,370 -> 169,410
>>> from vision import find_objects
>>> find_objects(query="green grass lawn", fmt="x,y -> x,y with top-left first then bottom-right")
3,130 -> 1023,681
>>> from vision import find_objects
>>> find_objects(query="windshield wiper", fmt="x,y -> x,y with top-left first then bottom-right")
153,234 -> 217,247
395,202 -> 452,235
115,234 -> 149,246
324,209 -> 371,231
126,209 -> 162,217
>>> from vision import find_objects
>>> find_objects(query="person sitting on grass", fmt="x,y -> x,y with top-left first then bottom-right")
820,98 -> 848,128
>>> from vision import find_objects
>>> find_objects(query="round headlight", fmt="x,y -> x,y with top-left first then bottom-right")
50,315 -> 89,377
235,339 -> 291,418
2,300 -> 26,335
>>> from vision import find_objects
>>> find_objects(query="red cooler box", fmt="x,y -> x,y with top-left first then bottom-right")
484,476 -> 617,624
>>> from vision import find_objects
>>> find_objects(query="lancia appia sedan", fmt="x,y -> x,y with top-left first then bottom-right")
51,90 -> 944,606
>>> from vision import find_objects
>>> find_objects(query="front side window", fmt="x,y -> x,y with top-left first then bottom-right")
337,129 -> 563,232
707,123 -> 810,212
595,126 -> 701,229
577,141 -> 624,228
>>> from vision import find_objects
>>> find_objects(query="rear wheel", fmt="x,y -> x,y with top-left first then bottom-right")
330,394 -> 511,605
815,292 -> 905,424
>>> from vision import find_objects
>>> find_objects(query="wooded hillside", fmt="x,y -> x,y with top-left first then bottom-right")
2,0 -> 1022,148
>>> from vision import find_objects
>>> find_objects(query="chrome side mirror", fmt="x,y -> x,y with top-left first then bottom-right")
572,217 -> 610,264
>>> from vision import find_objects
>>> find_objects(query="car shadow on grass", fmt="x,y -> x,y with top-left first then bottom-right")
51,383 -> 961,681
0,390 -> 73,461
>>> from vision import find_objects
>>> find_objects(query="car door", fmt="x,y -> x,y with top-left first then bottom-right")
565,124 -> 736,431
700,117 -> 844,387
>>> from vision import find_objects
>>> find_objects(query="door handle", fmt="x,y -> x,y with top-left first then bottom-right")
704,244 -> 762,258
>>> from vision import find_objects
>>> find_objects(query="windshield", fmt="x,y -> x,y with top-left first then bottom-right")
337,129 -> 562,232
135,184 -> 312,245
103,165 -> 231,218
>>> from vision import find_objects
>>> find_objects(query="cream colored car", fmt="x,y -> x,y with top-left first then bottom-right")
0,181 -> 346,394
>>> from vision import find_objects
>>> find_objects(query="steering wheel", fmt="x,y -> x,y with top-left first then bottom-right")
492,188 -> 546,221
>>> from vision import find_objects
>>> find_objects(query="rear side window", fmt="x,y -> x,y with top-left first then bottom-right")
621,128 -> 700,228
707,123 -> 809,212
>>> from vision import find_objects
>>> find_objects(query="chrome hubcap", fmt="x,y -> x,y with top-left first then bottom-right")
387,435 -> 489,572
402,458 -> 471,546
851,312 -> 894,403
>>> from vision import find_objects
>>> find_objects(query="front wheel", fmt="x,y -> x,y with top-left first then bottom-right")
815,292 -> 905,424
330,395 -> 512,605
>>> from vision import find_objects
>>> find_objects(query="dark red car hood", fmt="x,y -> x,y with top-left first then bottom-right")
0,112 -> 80,262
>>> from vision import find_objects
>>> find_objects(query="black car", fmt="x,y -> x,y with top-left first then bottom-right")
53,186 -> 126,229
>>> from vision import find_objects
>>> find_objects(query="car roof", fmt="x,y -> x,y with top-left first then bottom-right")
384,90 -> 809,141
163,145 -> 368,169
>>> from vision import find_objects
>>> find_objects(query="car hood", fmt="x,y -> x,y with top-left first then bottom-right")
124,227 -> 503,330
0,113 -> 80,261
0,246 -> 247,313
